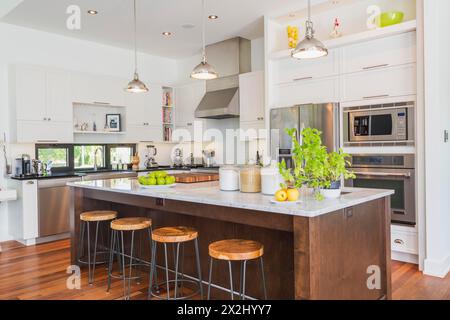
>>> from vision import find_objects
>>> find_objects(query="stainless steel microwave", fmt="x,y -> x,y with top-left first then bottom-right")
343,102 -> 415,146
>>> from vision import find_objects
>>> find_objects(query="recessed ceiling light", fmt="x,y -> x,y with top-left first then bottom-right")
162,31 -> 172,36
87,10 -> 98,15
208,15 -> 219,20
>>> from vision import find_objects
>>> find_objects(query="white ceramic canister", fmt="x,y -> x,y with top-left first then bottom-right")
261,161 -> 285,195
219,165 -> 240,191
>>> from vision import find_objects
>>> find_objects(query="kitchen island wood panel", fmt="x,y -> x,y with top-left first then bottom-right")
70,183 -> 392,300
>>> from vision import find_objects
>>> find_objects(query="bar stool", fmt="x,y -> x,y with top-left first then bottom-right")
107,217 -> 154,300
207,239 -> 267,300
148,226 -> 203,300
77,210 -> 118,284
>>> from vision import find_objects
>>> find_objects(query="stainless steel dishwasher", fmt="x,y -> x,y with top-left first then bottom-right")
37,177 -> 82,237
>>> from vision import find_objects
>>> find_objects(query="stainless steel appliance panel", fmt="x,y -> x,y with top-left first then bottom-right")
270,106 -> 299,161
38,177 -> 81,237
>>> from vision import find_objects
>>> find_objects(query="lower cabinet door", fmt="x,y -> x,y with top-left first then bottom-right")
17,121 -> 73,143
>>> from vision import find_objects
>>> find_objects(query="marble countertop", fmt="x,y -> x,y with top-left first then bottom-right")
68,178 -> 394,218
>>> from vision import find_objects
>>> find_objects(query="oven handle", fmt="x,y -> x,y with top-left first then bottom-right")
353,171 -> 412,178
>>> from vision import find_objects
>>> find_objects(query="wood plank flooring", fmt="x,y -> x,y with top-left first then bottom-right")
0,239 -> 448,300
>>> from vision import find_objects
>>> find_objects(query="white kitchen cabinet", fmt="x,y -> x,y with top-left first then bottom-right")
342,63 -> 416,102
274,76 -> 339,107
7,179 -> 38,245
175,81 -> 206,128
126,86 -> 163,126
342,32 -> 416,74
126,125 -> 162,143
274,49 -> 339,85
71,72 -> 126,106
17,120 -> 73,143
239,71 -> 265,125
14,65 -> 47,121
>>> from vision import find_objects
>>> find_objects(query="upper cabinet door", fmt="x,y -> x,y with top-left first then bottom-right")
46,70 -> 72,122
71,73 -> 126,106
125,85 -> 163,127
239,71 -> 265,122
342,32 -> 417,74
175,81 -> 206,127
14,65 -> 47,121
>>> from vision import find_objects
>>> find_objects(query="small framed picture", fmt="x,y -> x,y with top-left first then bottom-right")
106,114 -> 121,132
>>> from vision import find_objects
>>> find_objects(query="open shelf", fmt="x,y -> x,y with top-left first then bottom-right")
269,20 -> 417,61
74,131 -> 126,135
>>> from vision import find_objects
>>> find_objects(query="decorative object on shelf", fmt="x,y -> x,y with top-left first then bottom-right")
291,0 -> 328,59
163,91 -> 171,106
125,0 -> 149,93
278,128 -> 355,200
366,5 -> 381,30
80,122 -> 89,131
287,25 -> 299,48
106,114 -> 121,132
191,0 -> 218,80
330,17 -> 342,39
377,11 -> 404,28
1,133 -> 12,176
93,121 -> 97,132
131,152 -> 140,170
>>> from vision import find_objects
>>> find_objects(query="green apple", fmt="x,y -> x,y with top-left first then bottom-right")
147,172 -> 156,179
148,177 -> 157,185
159,171 -> 168,178
157,177 -> 166,185
138,176 -> 147,185
165,176 -> 176,185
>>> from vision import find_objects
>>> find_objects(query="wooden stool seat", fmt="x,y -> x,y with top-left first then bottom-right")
80,210 -> 118,222
152,226 -> 198,243
209,239 -> 264,261
110,217 -> 152,231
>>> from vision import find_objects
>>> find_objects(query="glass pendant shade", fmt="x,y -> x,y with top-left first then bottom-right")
126,72 -> 149,93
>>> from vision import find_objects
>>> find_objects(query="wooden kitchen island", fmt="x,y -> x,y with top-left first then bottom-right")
68,179 -> 394,300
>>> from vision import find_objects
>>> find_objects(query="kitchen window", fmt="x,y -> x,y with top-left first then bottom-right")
109,145 -> 134,166
74,145 -> 105,170
36,145 -> 71,171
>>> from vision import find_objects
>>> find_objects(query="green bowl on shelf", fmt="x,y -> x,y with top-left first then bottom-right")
377,11 -> 405,27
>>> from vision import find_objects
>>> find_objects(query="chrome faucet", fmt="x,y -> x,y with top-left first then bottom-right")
94,147 -> 103,171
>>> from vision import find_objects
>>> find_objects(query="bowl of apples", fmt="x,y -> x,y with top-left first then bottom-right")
138,171 -> 177,189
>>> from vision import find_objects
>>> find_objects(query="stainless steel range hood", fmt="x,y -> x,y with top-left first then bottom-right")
195,37 -> 251,119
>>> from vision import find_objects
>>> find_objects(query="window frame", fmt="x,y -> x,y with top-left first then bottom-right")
35,143 -> 137,173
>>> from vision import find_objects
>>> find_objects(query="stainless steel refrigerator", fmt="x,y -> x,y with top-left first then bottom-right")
270,103 -> 340,167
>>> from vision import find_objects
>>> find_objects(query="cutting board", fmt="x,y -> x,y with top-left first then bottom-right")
173,173 -> 219,184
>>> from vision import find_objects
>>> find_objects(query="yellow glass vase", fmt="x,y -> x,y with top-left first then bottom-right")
287,26 -> 299,49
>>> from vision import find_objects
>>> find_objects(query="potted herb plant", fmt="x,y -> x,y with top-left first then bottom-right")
278,128 -> 355,200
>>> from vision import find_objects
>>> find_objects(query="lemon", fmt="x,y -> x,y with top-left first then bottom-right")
287,188 -> 300,202
275,189 -> 288,202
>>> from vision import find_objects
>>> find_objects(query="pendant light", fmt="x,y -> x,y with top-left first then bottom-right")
191,0 -> 218,80
125,0 -> 149,93
291,0 -> 328,59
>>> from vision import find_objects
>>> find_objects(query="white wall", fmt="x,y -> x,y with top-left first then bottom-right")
423,0 -> 450,278
0,22 -> 178,242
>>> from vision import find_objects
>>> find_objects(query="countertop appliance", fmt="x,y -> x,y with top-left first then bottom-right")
345,154 -> 416,226
37,177 -> 82,237
173,148 -> 184,167
202,150 -> 216,168
270,103 -> 340,167
343,101 -> 415,147
194,37 -> 251,119
145,145 -> 158,168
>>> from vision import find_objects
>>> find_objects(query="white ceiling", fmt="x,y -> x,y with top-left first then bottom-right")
1,0 -> 314,59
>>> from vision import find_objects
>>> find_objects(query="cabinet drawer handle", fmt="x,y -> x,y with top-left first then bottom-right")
93,101 -> 111,105
293,76 -> 313,82
363,94 -> 390,100
187,123 -> 193,126
362,64 -> 389,70
36,140 -> 59,143
394,239 -> 404,245
26,181 -> 35,185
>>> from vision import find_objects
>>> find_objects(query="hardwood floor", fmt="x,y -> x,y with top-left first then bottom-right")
0,239 -> 448,300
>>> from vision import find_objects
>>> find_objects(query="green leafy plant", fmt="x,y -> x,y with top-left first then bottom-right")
278,127 -> 355,201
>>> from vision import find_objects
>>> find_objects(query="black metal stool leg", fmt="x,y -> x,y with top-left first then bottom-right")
115,230 -> 123,275
163,243 -> 170,300
126,230 -> 135,300
87,222 -> 91,285
207,257 -> 213,300
77,221 -> 85,263
174,242 -> 181,299
148,241 -> 157,300
260,257 -> 267,300
180,243 -> 185,294
228,261 -> 234,300
241,260 -> 247,300
90,221 -> 100,284
194,238 -> 203,299
147,227 -> 158,293
107,230 -> 115,292
120,231 -> 127,299
239,261 -> 243,298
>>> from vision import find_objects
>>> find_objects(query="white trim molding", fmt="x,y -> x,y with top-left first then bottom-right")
424,254 -> 450,278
